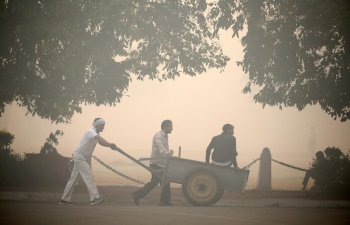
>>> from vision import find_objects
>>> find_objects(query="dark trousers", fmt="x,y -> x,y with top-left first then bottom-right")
134,164 -> 171,204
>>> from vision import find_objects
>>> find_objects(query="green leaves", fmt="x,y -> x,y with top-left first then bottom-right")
0,0 -> 229,123
210,0 -> 349,121
2,0 -> 347,122
237,0 -> 350,121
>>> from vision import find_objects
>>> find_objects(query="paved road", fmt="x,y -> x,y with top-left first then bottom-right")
1,201 -> 350,225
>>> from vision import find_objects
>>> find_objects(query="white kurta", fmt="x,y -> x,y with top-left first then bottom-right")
61,127 -> 100,201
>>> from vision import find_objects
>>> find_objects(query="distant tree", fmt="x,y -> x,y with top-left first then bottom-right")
0,130 -> 70,187
210,0 -> 350,121
0,130 -> 14,150
0,130 -> 20,160
0,0 -> 229,123
310,147 -> 350,194
40,130 -> 64,155
0,130 -> 22,185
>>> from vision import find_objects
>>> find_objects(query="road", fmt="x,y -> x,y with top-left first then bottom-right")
1,201 -> 349,225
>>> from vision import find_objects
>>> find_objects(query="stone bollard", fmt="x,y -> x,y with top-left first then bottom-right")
257,147 -> 272,191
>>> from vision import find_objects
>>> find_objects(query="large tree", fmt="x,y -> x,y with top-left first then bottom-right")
0,0 -> 228,123
210,0 -> 350,121
2,0 -> 349,123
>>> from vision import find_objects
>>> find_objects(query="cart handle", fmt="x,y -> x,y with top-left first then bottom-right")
112,146 -> 157,174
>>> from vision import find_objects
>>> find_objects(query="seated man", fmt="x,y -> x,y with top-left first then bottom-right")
205,124 -> 238,167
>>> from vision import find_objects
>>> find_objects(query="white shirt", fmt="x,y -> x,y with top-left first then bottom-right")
74,127 -> 98,160
150,130 -> 170,167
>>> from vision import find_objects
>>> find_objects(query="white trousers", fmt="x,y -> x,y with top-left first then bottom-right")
61,153 -> 99,201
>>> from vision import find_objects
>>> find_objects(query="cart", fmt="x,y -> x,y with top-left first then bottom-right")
161,157 -> 249,206
111,147 -> 250,207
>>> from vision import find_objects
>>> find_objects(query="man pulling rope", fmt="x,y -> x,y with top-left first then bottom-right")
59,118 -> 117,206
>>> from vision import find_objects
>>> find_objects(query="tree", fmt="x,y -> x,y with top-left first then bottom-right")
211,0 -> 350,121
310,147 -> 350,194
3,0 -> 349,123
0,130 -> 22,185
0,130 -> 20,161
0,0 -> 229,123
40,130 -> 63,155
0,130 -> 14,150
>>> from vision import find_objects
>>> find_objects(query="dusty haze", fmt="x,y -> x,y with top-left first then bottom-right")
1,31 -> 349,190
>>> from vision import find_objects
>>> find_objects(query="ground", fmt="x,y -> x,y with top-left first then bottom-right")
1,201 -> 350,225
0,186 -> 349,225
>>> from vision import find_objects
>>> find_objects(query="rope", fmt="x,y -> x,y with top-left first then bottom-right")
242,158 -> 260,169
92,152 -> 307,185
92,155 -> 145,185
271,158 -> 307,172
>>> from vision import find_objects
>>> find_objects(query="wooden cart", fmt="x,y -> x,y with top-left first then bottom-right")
161,157 -> 250,206
111,147 -> 249,206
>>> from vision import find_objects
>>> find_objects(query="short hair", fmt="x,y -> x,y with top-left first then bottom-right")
161,120 -> 172,129
222,124 -> 234,132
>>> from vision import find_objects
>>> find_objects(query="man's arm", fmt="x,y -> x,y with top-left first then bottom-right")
232,137 -> 237,156
95,135 -> 116,149
232,137 -> 238,167
205,138 -> 214,163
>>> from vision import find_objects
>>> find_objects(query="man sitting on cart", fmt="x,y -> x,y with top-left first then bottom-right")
205,123 -> 238,168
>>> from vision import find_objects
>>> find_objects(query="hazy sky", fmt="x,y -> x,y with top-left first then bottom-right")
1,31 -> 349,189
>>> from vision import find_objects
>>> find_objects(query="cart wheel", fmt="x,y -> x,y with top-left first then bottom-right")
182,169 -> 224,206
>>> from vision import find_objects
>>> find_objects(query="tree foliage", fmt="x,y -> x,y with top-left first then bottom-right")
0,130 -> 15,149
40,130 -> 63,155
0,0 -> 229,123
310,147 -> 350,194
0,130 -> 70,187
1,0 -> 349,122
212,0 -> 350,121
0,130 -> 23,185
0,130 -> 21,164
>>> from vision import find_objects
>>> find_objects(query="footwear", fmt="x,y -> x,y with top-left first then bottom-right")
132,192 -> 139,206
91,197 -> 104,205
159,202 -> 173,206
58,199 -> 74,205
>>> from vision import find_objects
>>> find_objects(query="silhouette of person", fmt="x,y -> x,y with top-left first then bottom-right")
132,120 -> 174,206
301,151 -> 325,190
206,124 -> 238,167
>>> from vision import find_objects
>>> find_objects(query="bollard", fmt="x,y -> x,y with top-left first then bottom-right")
257,147 -> 272,191
178,146 -> 181,158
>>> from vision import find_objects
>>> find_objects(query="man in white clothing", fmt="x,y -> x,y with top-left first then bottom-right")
59,118 -> 117,205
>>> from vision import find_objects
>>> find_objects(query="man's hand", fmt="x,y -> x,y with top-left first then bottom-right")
110,143 -> 118,150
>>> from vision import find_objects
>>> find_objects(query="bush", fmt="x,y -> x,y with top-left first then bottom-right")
310,147 -> 350,194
